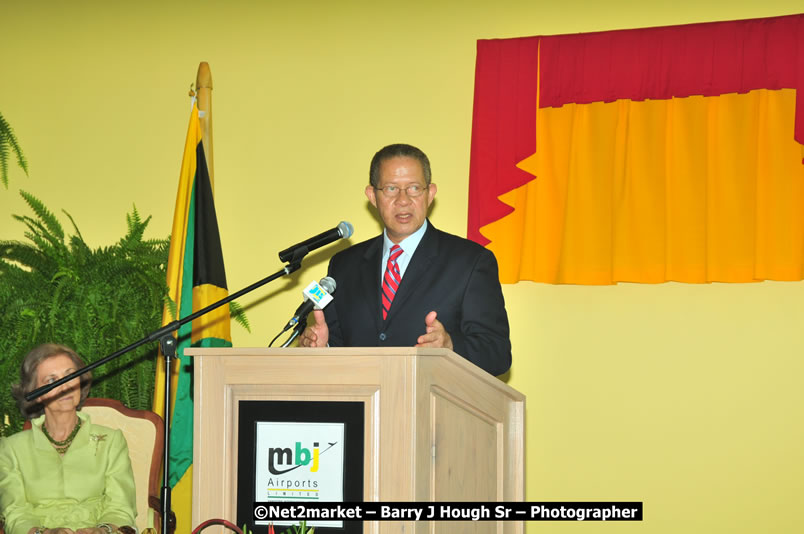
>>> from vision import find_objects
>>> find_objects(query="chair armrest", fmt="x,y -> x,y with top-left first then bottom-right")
148,496 -> 176,534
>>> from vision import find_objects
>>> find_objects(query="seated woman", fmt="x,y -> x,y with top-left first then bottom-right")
0,344 -> 137,534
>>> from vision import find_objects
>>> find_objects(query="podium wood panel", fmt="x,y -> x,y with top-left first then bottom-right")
187,347 -> 524,534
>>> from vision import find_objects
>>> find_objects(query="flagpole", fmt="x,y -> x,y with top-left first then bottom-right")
196,62 -> 214,184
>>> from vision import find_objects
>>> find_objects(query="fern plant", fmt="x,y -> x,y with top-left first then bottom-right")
0,111 -> 28,188
0,191 -> 169,436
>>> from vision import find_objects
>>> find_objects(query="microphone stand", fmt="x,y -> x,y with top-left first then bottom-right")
25,252 -> 308,534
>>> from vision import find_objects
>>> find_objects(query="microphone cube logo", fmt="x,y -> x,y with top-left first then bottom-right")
254,422 -> 344,505
303,280 -> 333,309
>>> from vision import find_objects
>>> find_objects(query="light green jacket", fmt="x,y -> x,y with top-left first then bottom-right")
0,411 -> 136,534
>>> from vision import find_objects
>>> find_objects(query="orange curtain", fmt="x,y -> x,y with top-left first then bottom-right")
483,90 -> 804,284
469,14 -> 804,285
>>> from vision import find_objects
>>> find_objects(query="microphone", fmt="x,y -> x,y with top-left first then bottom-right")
278,221 -> 354,263
284,276 -> 337,331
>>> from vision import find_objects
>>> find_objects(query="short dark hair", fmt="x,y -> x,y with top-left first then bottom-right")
369,143 -> 432,188
11,343 -> 92,419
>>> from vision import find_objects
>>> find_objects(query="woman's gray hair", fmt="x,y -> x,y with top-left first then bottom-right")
11,343 -> 92,419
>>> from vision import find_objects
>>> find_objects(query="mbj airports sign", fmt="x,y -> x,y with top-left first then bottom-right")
254,421 -> 346,528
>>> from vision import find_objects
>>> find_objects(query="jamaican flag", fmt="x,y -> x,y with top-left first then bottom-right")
153,101 -> 231,532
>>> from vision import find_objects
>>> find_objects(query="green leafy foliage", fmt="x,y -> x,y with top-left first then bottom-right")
0,111 -> 29,189
288,521 -> 313,534
0,191 -> 169,436
229,299 -> 251,333
241,521 -> 313,534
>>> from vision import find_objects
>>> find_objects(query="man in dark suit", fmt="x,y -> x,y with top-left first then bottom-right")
300,144 -> 511,376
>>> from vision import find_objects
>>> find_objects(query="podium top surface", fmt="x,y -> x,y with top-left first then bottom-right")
185,346 -> 524,399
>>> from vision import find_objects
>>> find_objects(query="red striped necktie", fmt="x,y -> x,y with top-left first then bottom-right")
381,244 -> 404,320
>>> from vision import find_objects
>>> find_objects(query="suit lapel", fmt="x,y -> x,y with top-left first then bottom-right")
360,236 -> 384,333
385,222 -> 439,325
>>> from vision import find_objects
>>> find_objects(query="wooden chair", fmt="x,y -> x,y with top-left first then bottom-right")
5,398 -> 170,534
80,398 -> 168,534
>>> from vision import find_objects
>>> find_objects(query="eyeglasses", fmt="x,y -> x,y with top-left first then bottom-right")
374,184 -> 428,198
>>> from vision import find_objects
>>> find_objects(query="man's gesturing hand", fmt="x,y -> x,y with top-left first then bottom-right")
415,311 -> 453,350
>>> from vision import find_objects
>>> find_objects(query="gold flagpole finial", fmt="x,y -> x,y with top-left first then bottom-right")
195,62 -> 214,182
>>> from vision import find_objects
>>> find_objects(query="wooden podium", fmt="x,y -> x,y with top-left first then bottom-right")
186,347 -> 525,533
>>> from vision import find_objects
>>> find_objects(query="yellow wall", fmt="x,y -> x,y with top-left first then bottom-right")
2,1 -> 803,532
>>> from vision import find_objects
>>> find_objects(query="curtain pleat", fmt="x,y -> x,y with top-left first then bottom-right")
481,90 -> 804,284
